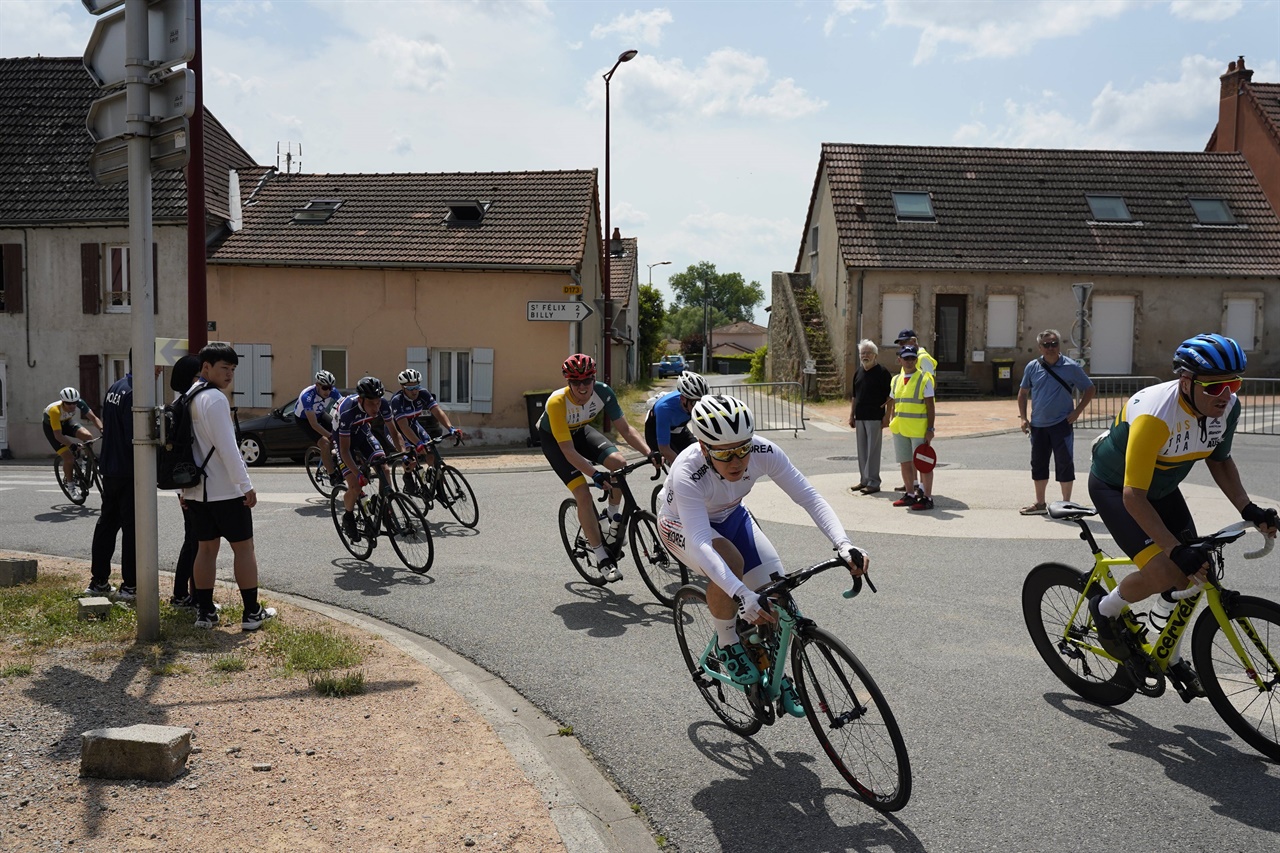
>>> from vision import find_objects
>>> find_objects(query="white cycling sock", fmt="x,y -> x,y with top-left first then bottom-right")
713,616 -> 738,647
593,545 -> 609,562
607,500 -> 621,521
1099,588 -> 1127,619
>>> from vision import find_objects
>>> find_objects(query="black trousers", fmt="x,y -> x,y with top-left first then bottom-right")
91,475 -> 136,587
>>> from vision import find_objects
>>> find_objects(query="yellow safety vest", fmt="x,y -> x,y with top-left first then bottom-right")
890,370 -> 930,437
916,347 -> 938,376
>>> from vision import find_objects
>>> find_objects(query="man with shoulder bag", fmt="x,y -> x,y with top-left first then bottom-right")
1017,329 -> 1095,515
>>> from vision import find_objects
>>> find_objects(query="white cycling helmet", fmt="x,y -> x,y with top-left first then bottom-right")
687,394 -> 754,445
60,387 -> 81,404
676,371 -> 709,400
315,370 -> 336,387
398,368 -> 422,385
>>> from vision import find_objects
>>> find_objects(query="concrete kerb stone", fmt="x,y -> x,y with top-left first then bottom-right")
80,723 -> 193,782
0,557 -> 37,586
77,596 -> 113,619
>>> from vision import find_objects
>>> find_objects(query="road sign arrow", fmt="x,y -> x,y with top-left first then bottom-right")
84,0 -> 196,87
155,336 -> 190,367
527,301 -> 595,322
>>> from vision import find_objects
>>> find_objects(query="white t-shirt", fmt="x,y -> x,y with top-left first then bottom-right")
183,381 -> 253,502
656,435 -> 850,598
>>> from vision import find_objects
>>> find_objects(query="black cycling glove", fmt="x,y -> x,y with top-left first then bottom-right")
1169,544 -> 1208,577
1241,502 -> 1280,530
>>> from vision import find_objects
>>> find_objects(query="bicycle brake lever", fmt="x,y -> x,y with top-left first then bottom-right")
841,573 -> 877,598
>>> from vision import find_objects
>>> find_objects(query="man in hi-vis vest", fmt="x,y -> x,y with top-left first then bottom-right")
886,345 -> 936,511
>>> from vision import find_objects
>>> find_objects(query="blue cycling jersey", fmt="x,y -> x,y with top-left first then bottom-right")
332,394 -> 393,438
389,388 -> 440,422
648,390 -> 691,447
294,384 -> 341,419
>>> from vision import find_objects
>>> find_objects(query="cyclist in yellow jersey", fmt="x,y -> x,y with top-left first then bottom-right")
43,387 -> 104,484
1088,334 -> 1278,678
537,353 -> 660,584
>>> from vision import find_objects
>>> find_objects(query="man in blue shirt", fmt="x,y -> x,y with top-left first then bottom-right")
1017,329 -> 1095,514
644,371 -> 708,465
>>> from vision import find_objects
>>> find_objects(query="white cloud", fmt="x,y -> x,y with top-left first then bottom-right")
0,0 -> 84,57
883,0 -> 1134,64
207,0 -> 276,26
1169,0 -> 1242,21
612,201 -> 651,229
369,31 -> 453,92
824,0 -> 875,37
207,68 -> 266,98
590,9 -> 674,47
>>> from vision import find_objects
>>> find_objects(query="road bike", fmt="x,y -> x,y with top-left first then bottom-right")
1022,500 -> 1279,761
329,452 -> 434,573
391,433 -> 479,529
673,560 -> 912,811
558,456 -> 688,606
54,438 -> 101,505
304,443 -> 343,496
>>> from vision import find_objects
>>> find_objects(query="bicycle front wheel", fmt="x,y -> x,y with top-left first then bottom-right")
650,482 -> 663,517
629,510 -> 685,607
385,494 -> 434,573
330,488 -> 373,560
54,454 -> 88,505
672,585 -> 762,737
558,498 -> 602,586
1191,595 -> 1280,762
305,446 -> 333,495
791,626 -> 911,812
1022,562 -> 1136,706
439,465 -> 479,528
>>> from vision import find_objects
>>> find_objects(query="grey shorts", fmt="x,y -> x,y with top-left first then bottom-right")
892,432 -> 926,464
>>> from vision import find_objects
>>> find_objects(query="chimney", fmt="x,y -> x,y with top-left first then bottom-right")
1216,55 -> 1254,151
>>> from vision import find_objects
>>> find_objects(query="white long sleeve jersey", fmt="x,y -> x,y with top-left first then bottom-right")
656,436 -> 851,598
183,383 -> 253,502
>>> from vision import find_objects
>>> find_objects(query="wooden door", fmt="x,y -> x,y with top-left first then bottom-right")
934,295 -> 967,371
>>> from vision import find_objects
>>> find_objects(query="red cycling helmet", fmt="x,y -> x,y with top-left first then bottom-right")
562,353 -> 597,381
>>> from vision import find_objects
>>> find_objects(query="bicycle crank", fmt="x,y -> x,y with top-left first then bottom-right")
1123,656 -> 1166,698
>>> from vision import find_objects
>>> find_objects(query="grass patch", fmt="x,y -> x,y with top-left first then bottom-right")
1,662 -> 34,678
150,661 -> 191,676
557,725 -> 574,737
0,575 -> 136,649
210,653 -> 247,673
308,670 -> 366,697
264,626 -> 364,674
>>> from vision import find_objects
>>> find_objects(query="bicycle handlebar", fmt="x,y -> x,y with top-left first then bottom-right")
754,557 -> 876,603
1213,519 -> 1275,560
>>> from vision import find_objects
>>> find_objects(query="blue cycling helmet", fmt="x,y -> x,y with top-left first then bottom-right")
1172,334 -> 1246,375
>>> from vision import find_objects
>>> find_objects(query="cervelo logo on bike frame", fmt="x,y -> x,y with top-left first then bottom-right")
1154,595 -> 1200,661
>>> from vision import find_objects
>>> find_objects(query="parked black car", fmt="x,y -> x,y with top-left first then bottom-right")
234,396 -> 313,466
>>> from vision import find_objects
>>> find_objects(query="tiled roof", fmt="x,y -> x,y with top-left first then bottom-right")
0,57 -> 257,226
210,168 -> 597,269
714,321 -> 767,334
1247,82 -> 1280,148
609,236 -> 637,299
809,143 -> 1280,276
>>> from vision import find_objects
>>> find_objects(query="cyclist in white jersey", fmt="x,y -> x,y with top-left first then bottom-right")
656,395 -> 868,710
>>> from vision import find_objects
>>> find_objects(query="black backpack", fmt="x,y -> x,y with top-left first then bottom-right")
157,381 -> 218,490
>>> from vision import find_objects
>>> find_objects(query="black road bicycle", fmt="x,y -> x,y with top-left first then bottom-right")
329,452 -> 434,573
392,433 -> 479,529
54,438 -> 101,505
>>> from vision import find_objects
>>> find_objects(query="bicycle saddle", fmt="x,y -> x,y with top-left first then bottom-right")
1047,501 -> 1097,520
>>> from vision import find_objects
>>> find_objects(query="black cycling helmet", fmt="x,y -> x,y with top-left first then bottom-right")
1172,334 -> 1246,375
356,376 -> 385,399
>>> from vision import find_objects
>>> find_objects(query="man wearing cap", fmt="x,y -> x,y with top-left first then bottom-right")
894,329 -> 937,376
885,345 -> 936,511
1017,328 -> 1095,515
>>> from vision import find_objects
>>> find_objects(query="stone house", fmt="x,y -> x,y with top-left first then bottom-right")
1207,55 -> 1280,214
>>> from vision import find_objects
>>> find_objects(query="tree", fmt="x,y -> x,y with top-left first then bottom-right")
666,261 -> 764,325
637,285 -> 666,367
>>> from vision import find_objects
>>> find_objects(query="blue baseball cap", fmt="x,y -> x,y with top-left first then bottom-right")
897,345 -> 919,359
894,329 -> 917,343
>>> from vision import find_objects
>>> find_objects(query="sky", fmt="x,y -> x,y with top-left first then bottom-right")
3,0 -> 1279,324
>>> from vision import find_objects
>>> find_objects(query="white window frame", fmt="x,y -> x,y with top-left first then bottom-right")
985,295 -> 1018,348
106,354 -> 128,386
316,347 -> 348,390
430,347 -> 493,414
1223,293 -> 1263,352
432,349 -> 471,407
105,244 -> 130,313
881,294 -> 914,347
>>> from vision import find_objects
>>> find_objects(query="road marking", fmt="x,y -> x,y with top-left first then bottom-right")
809,421 -> 849,433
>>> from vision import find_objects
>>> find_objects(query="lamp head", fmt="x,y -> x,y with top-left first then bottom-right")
619,49 -> 638,62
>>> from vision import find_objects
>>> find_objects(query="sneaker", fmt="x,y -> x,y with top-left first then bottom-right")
241,606 -> 277,631
779,676 -> 806,718
342,511 -> 359,542
909,497 -> 935,511
1168,660 -> 1207,701
194,610 -> 219,629
84,581 -> 113,596
892,493 -> 919,508
114,586 -> 136,603
599,559 -> 623,584
1088,595 -> 1130,661
716,642 -> 761,685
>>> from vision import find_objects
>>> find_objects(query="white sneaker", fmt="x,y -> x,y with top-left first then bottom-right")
114,586 -> 136,603
600,560 -> 623,584
241,606 -> 277,631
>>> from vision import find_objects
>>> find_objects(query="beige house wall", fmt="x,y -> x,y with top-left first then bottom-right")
797,166 -> 857,384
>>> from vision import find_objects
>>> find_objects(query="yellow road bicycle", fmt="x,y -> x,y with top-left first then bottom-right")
1022,501 -> 1279,762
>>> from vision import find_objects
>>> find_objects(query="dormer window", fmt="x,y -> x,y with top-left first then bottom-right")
292,199 -> 342,223
891,191 -> 935,222
445,200 -> 490,224
1189,197 -> 1236,225
1085,195 -> 1132,222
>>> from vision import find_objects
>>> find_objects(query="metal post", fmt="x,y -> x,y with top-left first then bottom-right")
701,278 -> 709,373
125,0 -> 159,640
186,0 -> 207,350
601,49 -> 636,385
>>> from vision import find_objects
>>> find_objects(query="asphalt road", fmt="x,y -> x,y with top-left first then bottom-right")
3,424 -> 1278,852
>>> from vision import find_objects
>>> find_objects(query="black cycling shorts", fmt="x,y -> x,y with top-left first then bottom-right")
297,412 -> 333,442
44,420 -> 82,454
1088,473 -> 1195,569
644,412 -> 694,457
540,426 -> 617,490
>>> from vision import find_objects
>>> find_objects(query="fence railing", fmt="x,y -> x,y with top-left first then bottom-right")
714,382 -> 806,435
1078,375 -> 1279,436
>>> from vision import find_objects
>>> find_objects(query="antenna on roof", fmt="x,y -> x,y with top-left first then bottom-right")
276,142 -> 303,175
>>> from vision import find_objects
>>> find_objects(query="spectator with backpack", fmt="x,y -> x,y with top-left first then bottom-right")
168,354 -> 202,608
184,343 -> 275,631
1017,328 -> 1096,515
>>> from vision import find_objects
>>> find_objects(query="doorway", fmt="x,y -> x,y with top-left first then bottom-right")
934,295 -> 967,372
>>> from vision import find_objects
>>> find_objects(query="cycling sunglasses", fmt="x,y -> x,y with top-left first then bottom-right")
567,377 -> 595,387
1191,376 -> 1243,397
705,442 -> 753,462
402,384 -> 421,391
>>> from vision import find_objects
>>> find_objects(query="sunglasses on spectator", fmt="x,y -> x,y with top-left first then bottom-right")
1191,376 -> 1243,397
1040,340 -> 1060,348
705,442 -> 753,462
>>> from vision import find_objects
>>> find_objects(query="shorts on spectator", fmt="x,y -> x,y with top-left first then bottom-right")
892,432 -> 927,465
188,496 -> 254,543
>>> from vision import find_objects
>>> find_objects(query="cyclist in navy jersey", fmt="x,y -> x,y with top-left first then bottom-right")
295,370 -> 341,478
334,376 -> 404,541
389,369 -> 466,488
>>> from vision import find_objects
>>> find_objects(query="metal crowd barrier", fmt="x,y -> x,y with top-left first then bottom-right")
714,382 -> 806,435
1237,378 -> 1280,436
1076,376 -> 1160,430
1078,375 -> 1279,436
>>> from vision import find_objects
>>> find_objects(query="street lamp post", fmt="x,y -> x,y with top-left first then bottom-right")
602,48 -> 638,386
702,278 -> 710,373
645,261 -> 670,375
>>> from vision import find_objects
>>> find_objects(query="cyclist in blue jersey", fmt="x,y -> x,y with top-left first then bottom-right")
334,376 -> 405,541
295,370 -> 342,479
389,368 -> 466,495
644,371 -> 708,465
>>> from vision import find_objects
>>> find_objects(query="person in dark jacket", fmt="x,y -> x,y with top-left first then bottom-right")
847,339 -> 892,494
168,354 -> 203,607
86,363 -> 137,598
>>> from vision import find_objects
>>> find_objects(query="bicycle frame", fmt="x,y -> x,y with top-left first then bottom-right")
694,600 -> 798,707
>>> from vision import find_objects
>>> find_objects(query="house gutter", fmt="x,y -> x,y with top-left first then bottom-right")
206,259 -> 581,273
22,228 -> 34,367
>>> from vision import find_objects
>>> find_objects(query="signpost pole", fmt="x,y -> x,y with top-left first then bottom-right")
125,0 -> 160,641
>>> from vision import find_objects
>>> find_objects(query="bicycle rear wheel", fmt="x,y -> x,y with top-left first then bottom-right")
54,454 -> 88,505
385,494 -> 434,573
305,446 -> 335,496
1022,562 -> 1136,706
672,585 -> 762,737
1191,595 -> 1280,762
439,465 -> 479,528
330,488 -> 373,560
791,626 -> 911,812
558,498 -> 603,586
629,510 -> 686,607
